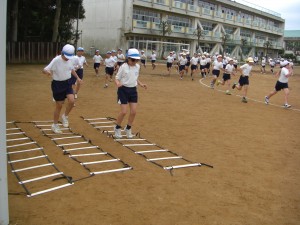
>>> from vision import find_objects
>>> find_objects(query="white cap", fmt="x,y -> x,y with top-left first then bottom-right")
247,57 -> 254,63
182,53 -> 186,56
62,44 -> 75,59
217,55 -> 222,58
281,60 -> 289,67
127,48 -> 140,59
141,50 -> 145,53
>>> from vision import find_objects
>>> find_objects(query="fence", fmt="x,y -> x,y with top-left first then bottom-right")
7,42 -> 65,63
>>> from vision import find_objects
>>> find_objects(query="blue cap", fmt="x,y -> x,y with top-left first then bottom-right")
77,47 -> 84,51
107,51 -> 111,54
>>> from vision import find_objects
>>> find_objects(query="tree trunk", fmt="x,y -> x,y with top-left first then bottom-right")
11,0 -> 18,42
52,0 -> 62,42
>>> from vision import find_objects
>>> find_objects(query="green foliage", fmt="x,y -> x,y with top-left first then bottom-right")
7,0 -> 85,42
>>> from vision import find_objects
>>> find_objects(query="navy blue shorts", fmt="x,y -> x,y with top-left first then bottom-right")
185,62 -> 191,67
212,69 -> 220,77
70,69 -> 83,85
167,62 -> 173,68
105,67 -> 114,75
117,86 -> 138,104
223,73 -> 231,81
151,60 -> 156,64
94,63 -> 100,69
275,81 -> 288,91
238,75 -> 249,86
206,63 -> 211,69
200,65 -> 206,70
117,62 -> 124,67
179,65 -> 185,71
51,79 -> 73,101
191,65 -> 198,70
141,60 -> 146,65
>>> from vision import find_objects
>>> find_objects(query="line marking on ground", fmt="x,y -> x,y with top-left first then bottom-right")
199,78 -> 300,112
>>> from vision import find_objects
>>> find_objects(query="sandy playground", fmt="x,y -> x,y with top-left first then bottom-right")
6,60 -> 300,225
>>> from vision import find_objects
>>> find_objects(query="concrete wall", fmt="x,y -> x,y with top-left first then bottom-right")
79,0 -> 131,55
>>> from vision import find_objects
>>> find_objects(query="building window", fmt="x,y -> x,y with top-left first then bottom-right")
167,15 -> 192,27
133,8 -> 161,23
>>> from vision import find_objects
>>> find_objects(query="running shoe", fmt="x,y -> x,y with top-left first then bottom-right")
241,97 -> 248,103
125,128 -> 133,139
264,96 -> 269,104
232,83 -> 237,89
114,127 -> 122,139
284,104 -> 291,108
51,124 -> 62,134
61,114 -> 69,128
226,90 -> 231,95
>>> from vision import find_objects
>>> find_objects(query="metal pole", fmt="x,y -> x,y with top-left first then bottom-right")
75,2 -> 80,50
0,0 -> 9,224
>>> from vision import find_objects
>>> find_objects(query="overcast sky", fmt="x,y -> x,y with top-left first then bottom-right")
239,0 -> 300,30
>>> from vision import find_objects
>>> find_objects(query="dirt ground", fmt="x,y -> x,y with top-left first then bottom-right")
6,59 -> 300,225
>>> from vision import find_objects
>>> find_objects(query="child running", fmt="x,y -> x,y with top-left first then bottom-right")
178,53 -> 187,80
73,47 -> 88,99
114,48 -> 147,139
140,50 -> 146,69
190,52 -> 199,81
264,60 -> 293,108
232,57 -> 254,103
93,50 -> 103,77
150,51 -> 156,70
42,44 -> 82,134
104,51 -> 117,88
210,55 -> 223,88
165,52 -> 174,76
216,58 -> 235,95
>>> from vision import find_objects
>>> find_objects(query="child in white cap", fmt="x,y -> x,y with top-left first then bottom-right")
114,48 -> 147,139
42,44 -> 82,134
265,60 -> 293,108
93,50 -> 103,76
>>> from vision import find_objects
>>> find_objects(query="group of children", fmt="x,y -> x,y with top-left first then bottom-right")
43,44 -> 294,136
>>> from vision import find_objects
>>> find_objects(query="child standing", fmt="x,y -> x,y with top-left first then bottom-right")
265,60 -> 293,108
232,57 -> 254,103
42,44 -> 82,134
114,48 -> 147,139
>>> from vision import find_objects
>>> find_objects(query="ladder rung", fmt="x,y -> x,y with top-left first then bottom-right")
42,128 -> 70,131
84,117 -> 108,121
7,147 -> 43,154
91,167 -> 132,175
57,141 -> 88,147
8,155 -> 47,163
19,172 -> 63,184
164,163 -> 201,170
115,139 -> 145,141
12,163 -> 54,172
6,128 -> 21,131
147,156 -> 182,161
69,152 -> 107,157
28,183 -> 73,197
51,135 -> 82,141
90,121 -> 114,125
31,120 -> 53,123
81,159 -> 119,165
64,146 -> 99,152
7,137 -> 30,142
7,141 -> 37,148
35,124 -> 52,127
46,133 -> 73,136
6,132 -> 25,136
123,143 -> 155,147
135,149 -> 169,154
94,125 -> 115,129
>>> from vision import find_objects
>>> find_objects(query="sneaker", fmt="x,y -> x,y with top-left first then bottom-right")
284,104 -> 291,108
241,97 -> 248,103
51,124 -> 62,134
104,84 -> 108,88
264,96 -> 269,104
216,80 -> 221,86
61,114 -> 69,128
232,83 -> 237,89
210,83 -> 214,89
125,128 -> 133,139
74,93 -> 78,99
114,127 -> 122,139
226,90 -> 231,95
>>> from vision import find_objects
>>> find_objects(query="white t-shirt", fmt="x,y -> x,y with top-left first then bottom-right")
75,55 -> 86,69
206,57 -> 211,63
105,56 -> 116,68
200,58 -> 207,66
140,54 -> 146,60
166,56 -> 174,63
115,63 -> 140,87
225,64 -> 234,74
190,57 -> 198,65
117,54 -> 125,62
278,67 -> 289,83
178,57 -> 187,65
151,54 -> 156,60
93,55 -> 103,63
44,55 -> 74,81
261,59 -> 266,66
240,63 -> 252,76
213,61 -> 223,70
70,56 -> 80,70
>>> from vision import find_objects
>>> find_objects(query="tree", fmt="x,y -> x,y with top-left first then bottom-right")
263,40 -> 272,60
193,24 -> 206,53
159,20 -> 172,59
52,0 -> 62,42
240,38 -> 247,60
221,33 -> 230,56
10,0 -> 19,42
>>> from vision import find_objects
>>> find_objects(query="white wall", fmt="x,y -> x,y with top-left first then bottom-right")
79,0 -> 130,55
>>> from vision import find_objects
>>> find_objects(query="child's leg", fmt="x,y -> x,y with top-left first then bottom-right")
127,103 -> 137,126
54,101 -> 64,123
116,104 -> 128,127
283,88 -> 290,104
243,85 -> 248,97
64,94 -> 75,116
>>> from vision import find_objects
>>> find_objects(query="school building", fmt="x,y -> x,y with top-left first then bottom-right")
79,0 -> 285,59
